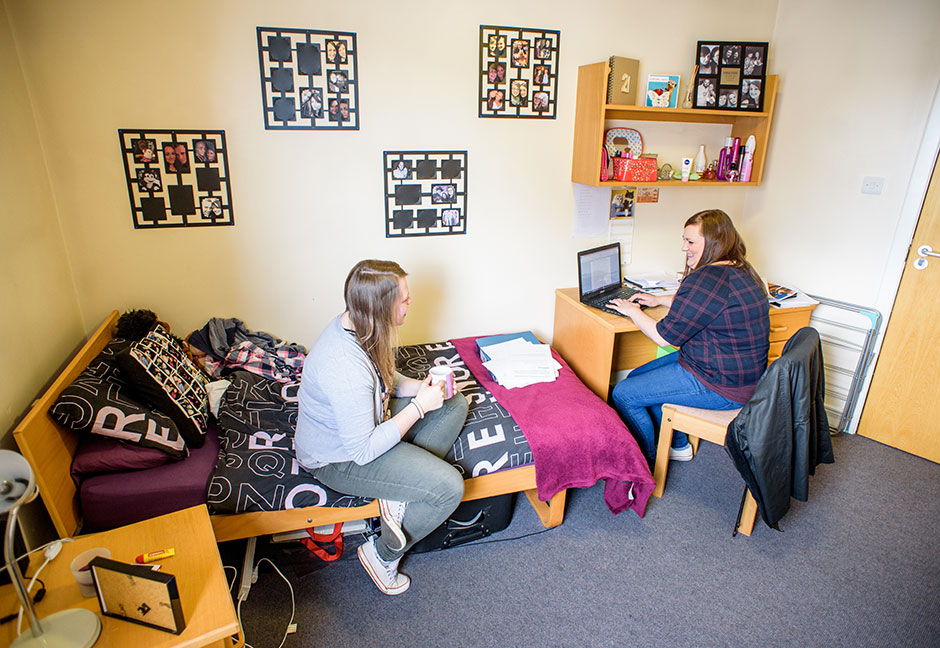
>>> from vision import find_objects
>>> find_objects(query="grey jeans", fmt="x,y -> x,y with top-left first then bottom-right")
309,393 -> 468,561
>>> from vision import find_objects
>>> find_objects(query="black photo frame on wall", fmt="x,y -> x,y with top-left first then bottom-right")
119,128 -> 234,229
479,25 -> 560,119
257,26 -> 359,130
383,151 -> 468,238
693,40 -> 767,111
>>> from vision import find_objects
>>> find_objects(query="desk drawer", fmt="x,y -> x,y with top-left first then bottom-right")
768,309 -> 811,342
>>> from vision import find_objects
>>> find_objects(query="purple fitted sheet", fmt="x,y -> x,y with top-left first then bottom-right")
78,421 -> 221,532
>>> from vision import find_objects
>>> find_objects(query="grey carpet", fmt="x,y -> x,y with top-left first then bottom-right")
230,433 -> 940,648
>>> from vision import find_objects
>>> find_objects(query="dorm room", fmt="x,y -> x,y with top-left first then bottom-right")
3,0 -> 940,646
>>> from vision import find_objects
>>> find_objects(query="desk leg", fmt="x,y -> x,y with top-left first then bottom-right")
553,294 -> 616,401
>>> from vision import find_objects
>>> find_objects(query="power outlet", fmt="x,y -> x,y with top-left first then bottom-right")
861,176 -> 885,195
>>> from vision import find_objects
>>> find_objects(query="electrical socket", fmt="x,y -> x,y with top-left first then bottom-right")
861,176 -> 885,195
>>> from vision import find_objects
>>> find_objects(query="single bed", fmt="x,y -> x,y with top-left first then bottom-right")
14,310 -> 654,544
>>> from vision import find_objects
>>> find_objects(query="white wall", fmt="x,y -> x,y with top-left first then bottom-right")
747,0 -> 940,313
4,0 -> 777,350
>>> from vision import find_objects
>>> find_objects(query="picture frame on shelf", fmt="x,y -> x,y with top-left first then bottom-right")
692,40 -> 768,111
645,74 -> 680,108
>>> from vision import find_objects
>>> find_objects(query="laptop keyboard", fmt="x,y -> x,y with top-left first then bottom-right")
583,285 -> 641,316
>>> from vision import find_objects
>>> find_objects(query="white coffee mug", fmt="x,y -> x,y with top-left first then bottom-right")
428,366 -> 455,398
70,547 -> 111,597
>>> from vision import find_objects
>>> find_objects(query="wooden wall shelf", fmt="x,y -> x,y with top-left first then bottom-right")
571,60 -> 778,187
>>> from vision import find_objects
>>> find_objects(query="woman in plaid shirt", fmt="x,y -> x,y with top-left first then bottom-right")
607,209 -> 770,467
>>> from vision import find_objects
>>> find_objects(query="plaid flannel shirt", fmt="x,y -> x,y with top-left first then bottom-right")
656,264 -> 769,403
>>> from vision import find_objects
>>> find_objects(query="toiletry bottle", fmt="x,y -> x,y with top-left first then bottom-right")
727,137 -> 741,182
717,137 -> 734,181
693,145 -> 707,174
740,135 -> 756,182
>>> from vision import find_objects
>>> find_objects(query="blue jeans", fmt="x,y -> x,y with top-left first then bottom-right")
610,353 -> 742,466
310,393 -> 468,561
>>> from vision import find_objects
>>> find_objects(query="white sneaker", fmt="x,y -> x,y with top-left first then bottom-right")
378,499 -> 407,551
357,536 -> 410,595
669,444 -> 694,461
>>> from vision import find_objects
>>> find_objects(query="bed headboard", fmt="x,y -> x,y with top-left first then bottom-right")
12,310 -> 119,538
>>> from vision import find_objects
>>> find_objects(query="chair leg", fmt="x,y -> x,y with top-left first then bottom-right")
688,435 -> 701,454
733,487 -> 759,537
652,407 -> 675,498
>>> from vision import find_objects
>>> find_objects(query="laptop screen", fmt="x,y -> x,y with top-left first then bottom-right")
578,243 -> 622,297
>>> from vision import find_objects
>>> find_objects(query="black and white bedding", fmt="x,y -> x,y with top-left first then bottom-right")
207,340 -> 532,514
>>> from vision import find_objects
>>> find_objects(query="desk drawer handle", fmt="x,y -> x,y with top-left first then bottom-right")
770,325 -> 787,333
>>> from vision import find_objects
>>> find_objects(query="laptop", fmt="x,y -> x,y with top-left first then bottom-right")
577,243 -> 639,316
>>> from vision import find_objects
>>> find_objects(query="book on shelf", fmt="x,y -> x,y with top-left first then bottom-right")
607,56 -> 640,105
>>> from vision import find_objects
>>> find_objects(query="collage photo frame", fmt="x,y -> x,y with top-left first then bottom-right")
383,151 -> 468,238
257,26 -> 360,130
693,40 -> 768,111
479,25 -> 560,119
119,128 -> 234,229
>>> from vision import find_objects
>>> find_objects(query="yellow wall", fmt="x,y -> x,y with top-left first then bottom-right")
3,0 -> 777,351
0,5 -> 84,440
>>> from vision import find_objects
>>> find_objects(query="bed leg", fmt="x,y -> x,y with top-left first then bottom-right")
523,488 -> 566,528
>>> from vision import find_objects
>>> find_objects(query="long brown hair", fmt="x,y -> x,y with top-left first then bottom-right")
684,209 -> 765,291
344,260 -> 408,388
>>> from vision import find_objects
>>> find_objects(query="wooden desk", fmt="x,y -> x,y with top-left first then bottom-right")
1,505 -> 239,648
552,287 -> 817,401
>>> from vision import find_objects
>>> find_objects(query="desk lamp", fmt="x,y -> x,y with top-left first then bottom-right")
0,449 -> 100,647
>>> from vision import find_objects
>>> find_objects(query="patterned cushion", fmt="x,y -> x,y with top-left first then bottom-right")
116,324 -> 209,448
49,338 -> 188,458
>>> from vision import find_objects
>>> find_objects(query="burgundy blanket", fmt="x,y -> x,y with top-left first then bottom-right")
451,337 -> 656,516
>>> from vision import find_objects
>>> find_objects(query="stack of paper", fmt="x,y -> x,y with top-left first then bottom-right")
625,270 -> 681,289
477,333 -> 561,389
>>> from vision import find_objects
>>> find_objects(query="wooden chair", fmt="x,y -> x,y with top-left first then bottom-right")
651,404 -> 759,536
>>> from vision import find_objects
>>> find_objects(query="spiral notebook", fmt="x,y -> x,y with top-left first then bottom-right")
607,56 -> 640,105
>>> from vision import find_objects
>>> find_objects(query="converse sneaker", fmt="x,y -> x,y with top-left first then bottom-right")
669,444 -> 694,461
357,536 -> 410,595
378,498 -> 407,551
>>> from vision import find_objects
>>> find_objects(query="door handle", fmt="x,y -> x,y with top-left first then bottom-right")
914,244 -> 940,270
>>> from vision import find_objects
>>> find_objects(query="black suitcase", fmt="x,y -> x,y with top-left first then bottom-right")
410,493 -> 516,553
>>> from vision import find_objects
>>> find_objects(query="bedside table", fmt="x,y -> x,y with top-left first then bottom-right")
1,505 -> 240,648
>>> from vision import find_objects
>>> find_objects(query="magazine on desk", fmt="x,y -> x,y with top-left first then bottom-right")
766,282 -> 819,308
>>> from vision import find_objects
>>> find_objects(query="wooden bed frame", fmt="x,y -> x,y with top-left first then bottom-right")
13,311 -> 566,543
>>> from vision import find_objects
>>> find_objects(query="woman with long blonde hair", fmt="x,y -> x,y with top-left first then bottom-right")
295,260 -> 468,595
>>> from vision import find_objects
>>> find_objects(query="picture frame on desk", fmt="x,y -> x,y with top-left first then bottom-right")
90,557 -> 186,635
693,40 -> 768,111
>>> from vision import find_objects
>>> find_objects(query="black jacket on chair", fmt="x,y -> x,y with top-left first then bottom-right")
725,327 -> 834,529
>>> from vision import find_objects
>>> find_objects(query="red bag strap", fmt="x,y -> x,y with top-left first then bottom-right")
300,523 -> 344,562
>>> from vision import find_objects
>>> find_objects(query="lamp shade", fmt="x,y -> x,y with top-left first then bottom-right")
0,450 -> 34,514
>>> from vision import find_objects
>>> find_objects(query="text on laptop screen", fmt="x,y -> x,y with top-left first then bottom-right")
580,246 -> 620,294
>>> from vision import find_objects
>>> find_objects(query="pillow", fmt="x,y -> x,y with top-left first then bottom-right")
70,435 -> 176,484
49,338 -> 188,458
116,324 -> 209,448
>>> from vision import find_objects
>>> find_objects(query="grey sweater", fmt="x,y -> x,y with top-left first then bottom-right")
295,315 -> 405,468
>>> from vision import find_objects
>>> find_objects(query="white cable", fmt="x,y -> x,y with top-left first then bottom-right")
0,537 -> 74,577
238,557 -> 296,648
223,564 -> 237,592
15,545 -> 58,635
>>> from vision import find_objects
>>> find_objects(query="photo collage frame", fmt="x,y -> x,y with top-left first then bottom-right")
118,128 -> 234,229
257,27 -> 359,130
693,40 -> 768,111
383,151 -> 468,238
479,25 -> 560,119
